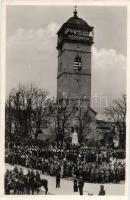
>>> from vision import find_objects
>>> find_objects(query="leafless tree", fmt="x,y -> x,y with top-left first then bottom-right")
48,98 -> 77,147
78,106 -> 92,143
104,94 -> 126,147
5,84 -> 49,139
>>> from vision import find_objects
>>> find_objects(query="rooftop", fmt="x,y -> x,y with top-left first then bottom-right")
57,6 -> 93,36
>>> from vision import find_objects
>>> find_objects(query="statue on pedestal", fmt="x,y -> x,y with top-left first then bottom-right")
72,128 -> 78,145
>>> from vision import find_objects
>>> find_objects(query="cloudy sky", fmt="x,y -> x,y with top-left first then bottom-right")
6,5 -> 127,113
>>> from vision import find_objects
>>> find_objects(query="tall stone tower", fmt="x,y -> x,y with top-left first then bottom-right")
57,7 -> 94,106
56,7 -> 96,144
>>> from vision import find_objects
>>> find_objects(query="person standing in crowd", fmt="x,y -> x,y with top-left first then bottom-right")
30,169 -> 35,195
98,185 -> 106,195
13,166 -> 19,174
26,170 -> 31,194
18,168 -> 24,180
73,175 -> 78,192
78,177 -> 84,195
56,171 -> 61,188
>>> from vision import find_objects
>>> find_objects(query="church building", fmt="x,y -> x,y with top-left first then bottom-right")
56,7 -> 97,145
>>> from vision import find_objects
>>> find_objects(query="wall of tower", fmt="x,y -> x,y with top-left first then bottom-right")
57,42 -> 91,101
58,42 -> 91,75
57,73 -> 91,101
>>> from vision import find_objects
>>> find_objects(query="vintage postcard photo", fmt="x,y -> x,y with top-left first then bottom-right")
1,1 -> 129,197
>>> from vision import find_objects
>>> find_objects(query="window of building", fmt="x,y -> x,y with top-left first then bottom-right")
74,56 -> 82,72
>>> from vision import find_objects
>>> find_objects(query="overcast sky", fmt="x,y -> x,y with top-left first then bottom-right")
6,5 -> 127,114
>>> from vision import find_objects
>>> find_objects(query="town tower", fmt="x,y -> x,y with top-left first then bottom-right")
57,7 -> 94,106
56,7 -> 96,144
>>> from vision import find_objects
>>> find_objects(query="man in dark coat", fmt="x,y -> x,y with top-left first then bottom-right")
56,172 -> 61,188
78,177 -> 84,195
73,175 -> 78,192
29,170 -> 35,195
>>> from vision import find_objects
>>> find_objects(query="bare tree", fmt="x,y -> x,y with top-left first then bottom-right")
48,98 -> 77,147
32,89 -> 49,139
104,94 -> 126,148
78,106 -> 92,143
5,84 -> 49,139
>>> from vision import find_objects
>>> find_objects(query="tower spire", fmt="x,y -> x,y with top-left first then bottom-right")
73,5 -> 78,17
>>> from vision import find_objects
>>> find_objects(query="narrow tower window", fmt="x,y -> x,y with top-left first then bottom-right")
74,56 -> 82,72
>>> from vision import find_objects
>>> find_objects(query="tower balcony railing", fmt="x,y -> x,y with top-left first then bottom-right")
57,35 -> 94,48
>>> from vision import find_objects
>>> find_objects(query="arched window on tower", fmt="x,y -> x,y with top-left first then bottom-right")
74,56 -> 82,72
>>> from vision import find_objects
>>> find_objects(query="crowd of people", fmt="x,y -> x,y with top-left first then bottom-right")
5,140 -> 125,184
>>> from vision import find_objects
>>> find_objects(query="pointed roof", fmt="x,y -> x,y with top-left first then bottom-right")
57,6 -> 93,36
66,6 -> 90,27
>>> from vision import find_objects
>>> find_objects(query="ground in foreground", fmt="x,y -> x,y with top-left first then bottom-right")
5,163 -> 125,195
